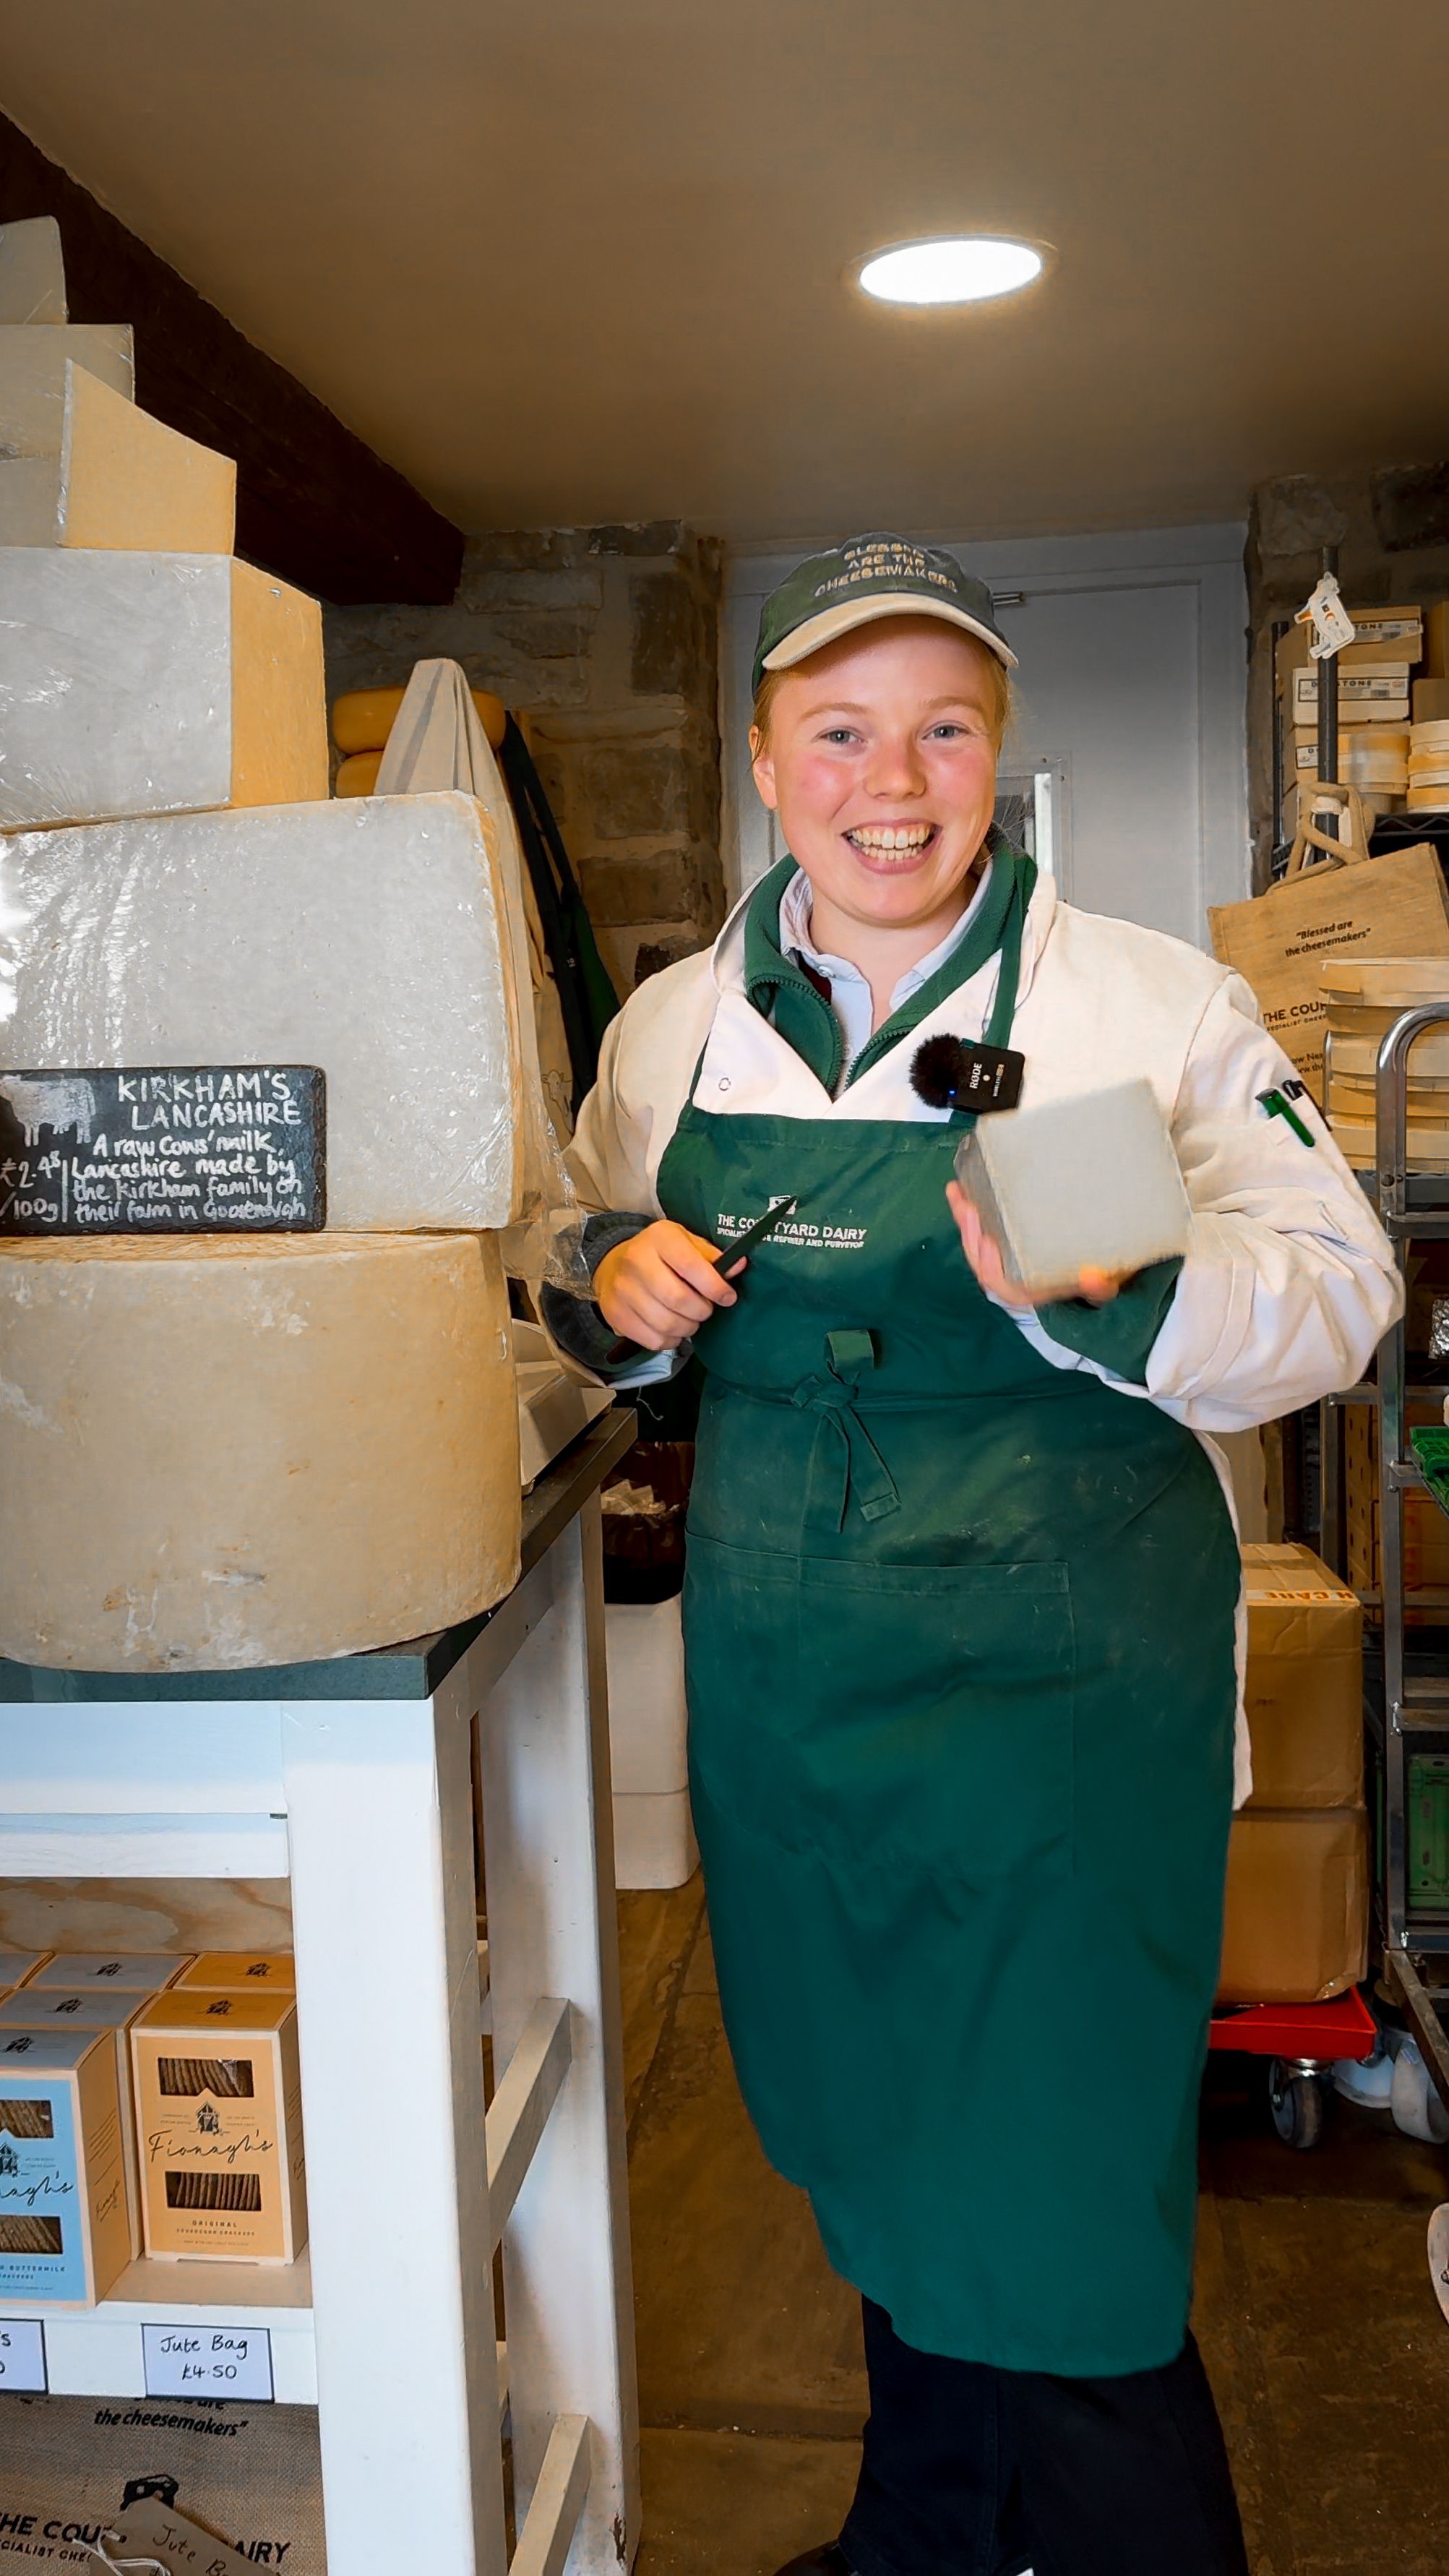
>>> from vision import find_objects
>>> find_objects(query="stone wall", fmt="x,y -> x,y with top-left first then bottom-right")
1246,463 -> 1449,885
324,520 -> 725,992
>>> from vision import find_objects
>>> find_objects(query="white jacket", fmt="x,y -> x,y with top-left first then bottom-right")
571,867 -> 1401,1432
569,868 -> 1403,1798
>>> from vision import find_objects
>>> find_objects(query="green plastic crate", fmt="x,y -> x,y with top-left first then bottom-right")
1409,1753 -> 1449,1911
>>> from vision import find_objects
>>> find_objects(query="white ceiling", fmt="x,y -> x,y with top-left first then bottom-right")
2,0 -> 1447,545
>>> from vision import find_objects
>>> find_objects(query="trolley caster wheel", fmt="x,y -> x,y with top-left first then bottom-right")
1268,2059 -> 1325,2149
1390,2040 -> 1449,2145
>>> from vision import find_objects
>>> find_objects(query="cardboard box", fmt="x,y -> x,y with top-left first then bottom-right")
1217,1808 -> 1369,2004
1208,842 -> 1449,1104
1241,1543 -> 1364,1808
27,1952 -> 189,1995
1425,601 -> 1449,679
173,1951 -> 296,1996
1414,677 -> 1449,724
1277,611 -> 1423,687
131,1989 -> 307,2264
0,2022 -> 132,2305
1286,664 -> 1412,724
0,1989 -> 153,2252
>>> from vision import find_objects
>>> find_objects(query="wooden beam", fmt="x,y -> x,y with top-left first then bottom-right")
486,1995 -> 573,2249
510,2415 -> 590,2576
0,111 -> 463,606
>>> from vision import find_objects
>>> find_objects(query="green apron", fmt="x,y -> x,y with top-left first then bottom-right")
655,855 -> 1240,2376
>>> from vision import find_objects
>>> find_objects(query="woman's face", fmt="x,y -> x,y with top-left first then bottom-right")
750,617 -> 1002,934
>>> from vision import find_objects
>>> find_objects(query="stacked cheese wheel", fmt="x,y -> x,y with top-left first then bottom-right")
332,682 -> 507,795
1320,958 -> 1449,1169
1338,726 -> 1409,797
1408,719 -> 1449,812
0,216 -> 528,1675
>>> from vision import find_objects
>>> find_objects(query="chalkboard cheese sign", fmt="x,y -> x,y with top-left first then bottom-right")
0,1066 -> 326,1235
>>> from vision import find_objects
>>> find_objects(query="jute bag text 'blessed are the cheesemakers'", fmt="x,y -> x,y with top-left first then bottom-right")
1209,790 -> 1449,1105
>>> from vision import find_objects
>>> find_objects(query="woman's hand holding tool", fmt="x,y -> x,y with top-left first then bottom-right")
946,1180 -> 1125,1308
595,1220 -> 741,1350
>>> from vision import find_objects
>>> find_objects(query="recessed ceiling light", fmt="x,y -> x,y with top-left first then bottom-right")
856,236 -> 1046,306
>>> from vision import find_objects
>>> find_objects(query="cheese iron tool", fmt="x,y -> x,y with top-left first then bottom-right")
716,1193 -> 799,1274
603,1195 -> 799,1365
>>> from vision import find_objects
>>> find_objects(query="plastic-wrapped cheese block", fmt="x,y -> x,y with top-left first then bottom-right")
1,790 -> 526,1228
0,218 -> 67,323
0,324 -> 134,451
0,1234 -> 522,1673
0,551 -> 327,830
0,362 -> 236,551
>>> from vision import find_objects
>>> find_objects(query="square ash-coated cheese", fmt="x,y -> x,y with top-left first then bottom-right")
1,790 -> 526,1228
955,1078 -> 1191,1299
0,549 -> 327,828
0,1232 -> 522,1673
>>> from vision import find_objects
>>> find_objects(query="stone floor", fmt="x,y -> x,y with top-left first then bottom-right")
617,1878 -> 1449,2576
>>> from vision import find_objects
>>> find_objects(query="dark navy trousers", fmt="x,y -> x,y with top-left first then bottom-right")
840,2299 -> 1250,2576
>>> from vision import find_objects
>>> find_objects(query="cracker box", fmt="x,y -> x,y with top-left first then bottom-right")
0,2023 -> 131,2305
27,1952 -> 190,1995
173,1952 -> 296,1998
131,1990 -> 307,2263
0,1989 -> 152,2252
0,1952 -> 51,1997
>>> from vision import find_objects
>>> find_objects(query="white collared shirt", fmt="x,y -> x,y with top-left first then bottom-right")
778,864 -> 994,1086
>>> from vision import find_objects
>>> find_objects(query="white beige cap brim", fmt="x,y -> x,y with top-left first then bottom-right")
762,594 -> 1018,674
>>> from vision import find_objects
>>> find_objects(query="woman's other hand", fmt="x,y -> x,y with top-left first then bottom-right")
594,1220 -> 740,1350
946,1180 -> 1124,1309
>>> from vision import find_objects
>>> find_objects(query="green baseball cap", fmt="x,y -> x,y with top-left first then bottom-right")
752,531 -> 1017,695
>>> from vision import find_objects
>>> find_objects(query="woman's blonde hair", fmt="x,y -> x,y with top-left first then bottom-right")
752,627 -> 1012,752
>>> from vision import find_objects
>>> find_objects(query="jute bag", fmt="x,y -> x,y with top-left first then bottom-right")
1209,789 -> 1449,1104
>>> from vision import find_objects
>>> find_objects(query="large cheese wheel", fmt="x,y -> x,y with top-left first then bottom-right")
332,682 -> 507,756
1,791 -> 525,1230
0,1233 -> 521,1673
335,749 -> 384,797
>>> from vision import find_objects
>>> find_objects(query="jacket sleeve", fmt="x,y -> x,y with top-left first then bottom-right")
1030,973 -> 1402,1431
546,974 -> 703,1388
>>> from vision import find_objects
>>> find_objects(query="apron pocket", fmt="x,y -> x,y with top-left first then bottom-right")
684,1536 -> 1074,1886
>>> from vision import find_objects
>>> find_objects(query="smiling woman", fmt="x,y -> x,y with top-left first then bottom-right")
555,530 -> 1401,2576
748,619 -> 1010,1025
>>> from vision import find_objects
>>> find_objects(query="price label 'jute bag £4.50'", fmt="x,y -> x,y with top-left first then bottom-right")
1209,793 -> 1449,1106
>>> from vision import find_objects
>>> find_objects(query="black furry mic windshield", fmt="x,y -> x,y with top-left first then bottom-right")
909,1034 -> 976,1110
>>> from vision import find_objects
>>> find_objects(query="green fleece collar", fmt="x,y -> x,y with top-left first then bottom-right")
741,843 -> 1032,1094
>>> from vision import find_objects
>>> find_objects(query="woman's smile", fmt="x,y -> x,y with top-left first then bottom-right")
841,820 -> 941,864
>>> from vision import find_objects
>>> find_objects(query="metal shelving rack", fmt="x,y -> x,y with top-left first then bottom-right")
1326,1004 -> 1449,2122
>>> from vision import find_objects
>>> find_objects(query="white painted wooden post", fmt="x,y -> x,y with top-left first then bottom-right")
282,1661 -> 507,2576
474,1500 -> 640,2575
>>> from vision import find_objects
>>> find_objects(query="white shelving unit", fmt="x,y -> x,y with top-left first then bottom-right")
0,1412 -> 641,2576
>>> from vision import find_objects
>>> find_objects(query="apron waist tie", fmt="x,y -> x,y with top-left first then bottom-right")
791,1329 -> 900,1530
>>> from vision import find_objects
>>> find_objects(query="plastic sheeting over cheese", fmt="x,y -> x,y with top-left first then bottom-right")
0,323 -> 133,452
0,551 -> 327,829
0,790 -> 527,1229
0,1232 -> 522,1672
0,219 -> 68,325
